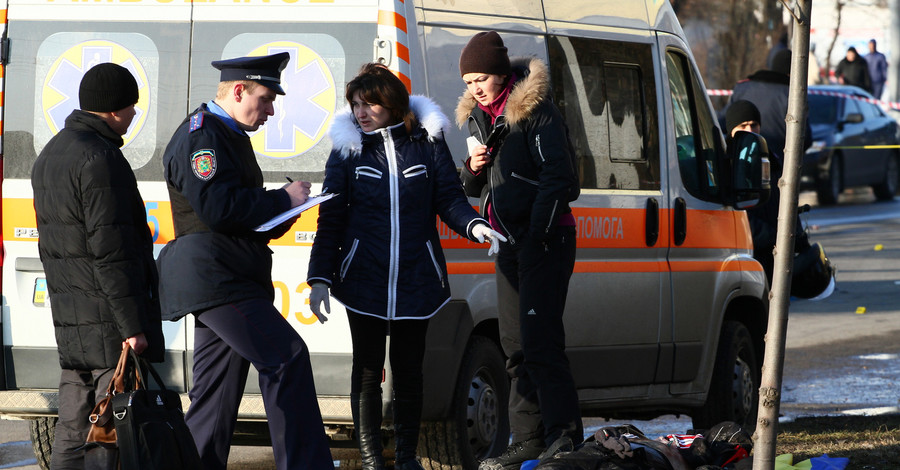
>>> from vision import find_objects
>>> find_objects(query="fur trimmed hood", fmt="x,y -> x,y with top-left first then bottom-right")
329,95 -> 451,159
455,57 -> 550,128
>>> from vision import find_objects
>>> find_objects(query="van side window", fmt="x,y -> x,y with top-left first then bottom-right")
666,50 -> 720,199
548,36 -> 659,191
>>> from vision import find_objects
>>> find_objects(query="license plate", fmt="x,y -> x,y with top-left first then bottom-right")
33,278 -> 49,307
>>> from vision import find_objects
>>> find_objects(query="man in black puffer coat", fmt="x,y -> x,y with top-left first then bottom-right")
31,63 -> 164,469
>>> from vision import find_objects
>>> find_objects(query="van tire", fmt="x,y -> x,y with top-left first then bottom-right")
691,321 -> 759,431
419,336 -> 509,469
30,417 -> 55,470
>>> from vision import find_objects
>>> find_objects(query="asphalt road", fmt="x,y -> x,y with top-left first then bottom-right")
2,189 -> 898,469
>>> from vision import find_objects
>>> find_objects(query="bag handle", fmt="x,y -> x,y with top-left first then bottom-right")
103,346 -> 141,397
127,347 -> 168,392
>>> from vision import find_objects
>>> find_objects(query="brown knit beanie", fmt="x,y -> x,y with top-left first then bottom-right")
79,63 -> 139,112
459,31 -> 511,77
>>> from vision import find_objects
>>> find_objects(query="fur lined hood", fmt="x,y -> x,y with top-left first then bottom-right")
455,57 -> 550,128
329,95 -> 451,159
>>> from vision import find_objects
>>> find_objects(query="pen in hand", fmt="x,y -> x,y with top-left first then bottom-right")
285,176 -> 293,183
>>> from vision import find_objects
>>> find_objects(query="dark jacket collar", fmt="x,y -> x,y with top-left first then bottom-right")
64,109 -> 124,147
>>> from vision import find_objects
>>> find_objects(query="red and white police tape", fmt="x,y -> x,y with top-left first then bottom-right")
707,88 -> 900,112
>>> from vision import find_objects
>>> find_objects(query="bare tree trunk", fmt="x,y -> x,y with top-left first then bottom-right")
752,1 -> 811,468
824,0 -> 844,80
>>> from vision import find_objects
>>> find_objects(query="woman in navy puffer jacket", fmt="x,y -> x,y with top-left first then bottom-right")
307,63 -> 504,470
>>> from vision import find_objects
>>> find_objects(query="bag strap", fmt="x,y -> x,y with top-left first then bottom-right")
127,348 -> 168,392
103,346 -> 133,396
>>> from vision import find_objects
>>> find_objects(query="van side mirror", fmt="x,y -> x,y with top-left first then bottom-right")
728,131 -> 771,209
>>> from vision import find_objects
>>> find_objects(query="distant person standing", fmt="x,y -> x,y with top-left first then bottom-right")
866,39 -> 888,99
31,62 -> 164,469
725,49 -> 811,161
835,46 -> 872,93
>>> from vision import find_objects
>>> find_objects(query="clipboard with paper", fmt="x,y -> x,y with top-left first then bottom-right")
254,193 -> 337,232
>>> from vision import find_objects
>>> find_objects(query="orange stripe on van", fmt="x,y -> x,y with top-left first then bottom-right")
0,9 -> 6,24
377,10 -> 407,34
447,259 -> 762,275
396,42 -> 410,63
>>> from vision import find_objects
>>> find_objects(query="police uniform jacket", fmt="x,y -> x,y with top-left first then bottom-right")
32,110 -> 164,369
455,57 -> 579,245
157,104 -> 292,320
307,96 -> 487,320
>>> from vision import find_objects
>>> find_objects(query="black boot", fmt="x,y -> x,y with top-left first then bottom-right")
393,395 -> 426,470
351,392 -> 386,470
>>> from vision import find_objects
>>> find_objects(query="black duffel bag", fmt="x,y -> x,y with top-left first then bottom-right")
112,348 -> 201,470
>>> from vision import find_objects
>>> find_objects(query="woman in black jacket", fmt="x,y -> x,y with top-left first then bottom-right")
456,31 -> 582,470
307,63 -> 504,470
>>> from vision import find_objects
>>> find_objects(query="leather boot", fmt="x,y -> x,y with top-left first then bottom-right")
393,395 -> 426,470
351,392 -> 385,470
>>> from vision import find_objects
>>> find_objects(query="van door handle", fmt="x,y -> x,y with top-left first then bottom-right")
645,198 -> 659,247
673,197 -> 687,246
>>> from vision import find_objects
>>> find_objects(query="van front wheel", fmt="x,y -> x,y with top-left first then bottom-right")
419,336 -> 509,469
692,321 -> 759,431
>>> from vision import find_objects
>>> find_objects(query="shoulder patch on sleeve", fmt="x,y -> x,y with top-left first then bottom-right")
191,149 -> 217,180
189,113 -> 205,133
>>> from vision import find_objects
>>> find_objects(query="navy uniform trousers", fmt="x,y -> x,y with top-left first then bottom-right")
495,225 -> 583,447
186,297 -> 333,469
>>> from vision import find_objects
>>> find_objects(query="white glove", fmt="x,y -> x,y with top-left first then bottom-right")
472,223 -> 507,256
309,282 -> 330,324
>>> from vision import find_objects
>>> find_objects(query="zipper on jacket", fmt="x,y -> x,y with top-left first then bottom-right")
340,239 -> 360,281
403,164 -> 428,179
511,172 -> 540,186
489,173 -> 516,246
536,134 -> 546,162
356,166 -> 382,179
425,240 -> 445,287
384,128 -> 401,319
544,199 -> 559,242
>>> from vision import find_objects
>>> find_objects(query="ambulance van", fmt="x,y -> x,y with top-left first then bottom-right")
0,0 -> 771,468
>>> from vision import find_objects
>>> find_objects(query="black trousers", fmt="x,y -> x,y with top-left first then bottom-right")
186,298 -> 333,470
347,313 -> 429,398
495,225 -> 582,447
51,368 -> 118,470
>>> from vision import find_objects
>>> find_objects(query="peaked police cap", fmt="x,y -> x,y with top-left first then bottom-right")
211,52 -> 290,95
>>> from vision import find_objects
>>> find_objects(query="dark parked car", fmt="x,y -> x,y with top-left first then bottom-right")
802,84 -> 900,204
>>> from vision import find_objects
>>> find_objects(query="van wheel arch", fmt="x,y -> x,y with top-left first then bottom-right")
691,321 -> 759,431
419,335 -> 509,469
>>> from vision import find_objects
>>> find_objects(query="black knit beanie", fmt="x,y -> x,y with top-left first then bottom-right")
726,100 -> 762,134
771,49 -> 792,76
79,63 -> 139,112
459,31 -> 511,77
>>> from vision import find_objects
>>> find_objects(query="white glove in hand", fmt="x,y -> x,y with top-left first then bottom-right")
309,283 -> 330,324
472,223 -> 507,256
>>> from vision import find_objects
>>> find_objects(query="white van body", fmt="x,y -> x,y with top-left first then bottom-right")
0,1 -> 769,468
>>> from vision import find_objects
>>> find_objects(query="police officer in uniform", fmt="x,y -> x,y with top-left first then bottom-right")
156,52 -> 333,469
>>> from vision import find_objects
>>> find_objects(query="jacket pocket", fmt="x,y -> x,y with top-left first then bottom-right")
425,240 -> 444,286
511,172 -> 540,186
356,166 -> 382,180
403,164 -> 428,179
340,239 -> 360,281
